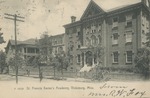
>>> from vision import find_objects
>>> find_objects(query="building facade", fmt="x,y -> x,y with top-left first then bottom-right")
64,0 -> 150,71
5,33 -> 66,64
51,34 -> 65,55
5,39 -> 39,63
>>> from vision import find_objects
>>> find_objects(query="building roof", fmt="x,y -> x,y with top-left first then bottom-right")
93,0 -> 141,12
51,33 -> 65,37
5,38 -> 38,53
9,38 -> 37,46
64,0 -> 142,28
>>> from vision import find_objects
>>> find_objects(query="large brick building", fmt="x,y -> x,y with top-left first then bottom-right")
64,0 -> 150,71
51,34 -> 65,55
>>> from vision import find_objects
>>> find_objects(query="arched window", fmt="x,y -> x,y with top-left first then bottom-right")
58,46 -> 63,53
98,35 -> 102,44
86,37 -> 91,46
91,35 -> 97,45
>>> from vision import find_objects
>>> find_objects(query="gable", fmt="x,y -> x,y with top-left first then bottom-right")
81,0 -> 105,20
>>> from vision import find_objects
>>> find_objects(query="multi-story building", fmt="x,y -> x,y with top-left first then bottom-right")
51,34 -> 65,55
64,0 -> 150,71
5,33 -> 65,65
5,39 -> 39,63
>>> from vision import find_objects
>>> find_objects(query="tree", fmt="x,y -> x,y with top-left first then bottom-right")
90,44 -> 105,80
36,32 -> 52,81
55,51 -> 69,78
38,32 -> 52,65
0,28 -> 5,44
8,53 -> 25,74
0,51 -> 6,73
93,44 -> 104,66
134,47 -> 150,79
32,56 -> 42,79
50,56 -> 60,78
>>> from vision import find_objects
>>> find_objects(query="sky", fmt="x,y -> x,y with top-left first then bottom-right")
0,0 -> 141,50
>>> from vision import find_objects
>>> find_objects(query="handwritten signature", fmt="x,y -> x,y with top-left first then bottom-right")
88,83 -> 146,98
88,88 -> 146,98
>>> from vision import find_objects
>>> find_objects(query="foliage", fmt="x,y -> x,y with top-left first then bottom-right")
0,51 -> 6,73
54,51 -> 69,77
37,32 -> 52,64
8,53 -> 25,71
134,47 -> 150,79
93,44 -> 104,65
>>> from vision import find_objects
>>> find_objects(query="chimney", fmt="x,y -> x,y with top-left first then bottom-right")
71,16 -> 76,23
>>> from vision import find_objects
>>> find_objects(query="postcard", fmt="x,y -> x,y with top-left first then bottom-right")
0,0 -> 150,98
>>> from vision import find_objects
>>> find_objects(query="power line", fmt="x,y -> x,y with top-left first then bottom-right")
4,13 -> 25,84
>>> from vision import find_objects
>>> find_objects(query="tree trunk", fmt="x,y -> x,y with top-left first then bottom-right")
54,66 -> 56,78
0,65 -> 2,74
16,65 -> 18,84
61,68 -> 63,78
7,65 -> 9,74
38,64 -> 41,78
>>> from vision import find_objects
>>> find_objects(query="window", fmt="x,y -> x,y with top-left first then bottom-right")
125,31 -> 132,43
126,14 -> 133,27
69,33 -> 73,38
77,54 -> 81,63
126,14 -> 132,21
70,45 -> 73,51
142,15 -> 145,26
98,35 -> 102,44
86,31 -> 89,34
69,41 -> 74,51
112,33 -> 118,45
126,21 -> 132,27
77,31 -> 80,36
24,48 -> 26,53
113,52 -> 119,63
58,47 -> 63,53
112,17 -> 118,28
55,48 -> 57,54
27,48 -> 35,53
92,30 -> 94,33
60,38 -> 63,44
146,20 -> 149,29
86,28 -> 90,34
94,29 -> 96,33
91,35 -> 97,45
141,31 -> 147,44
70,55 -> 73,64
126,51 -> 132,63
98,24 -> 102,32
36,49 -> 39,53
142,30 -> 145,34
86,37 -> 91,46
113,17 -> 118,22
78,45 -> 81,49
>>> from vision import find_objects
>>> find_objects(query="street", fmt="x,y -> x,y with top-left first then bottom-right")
0,74 -> 150,98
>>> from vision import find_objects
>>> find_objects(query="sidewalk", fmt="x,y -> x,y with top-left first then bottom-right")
0,74 -> 92,83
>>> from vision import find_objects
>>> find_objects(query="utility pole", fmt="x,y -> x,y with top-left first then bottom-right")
4,13 -> 24,84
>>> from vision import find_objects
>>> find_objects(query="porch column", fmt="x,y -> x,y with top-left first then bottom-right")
80,53 -> 82,66
92,54 -> 94,66
34,48 -> 36,54
84,52 -> 86,67
26,48 -> 27,54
